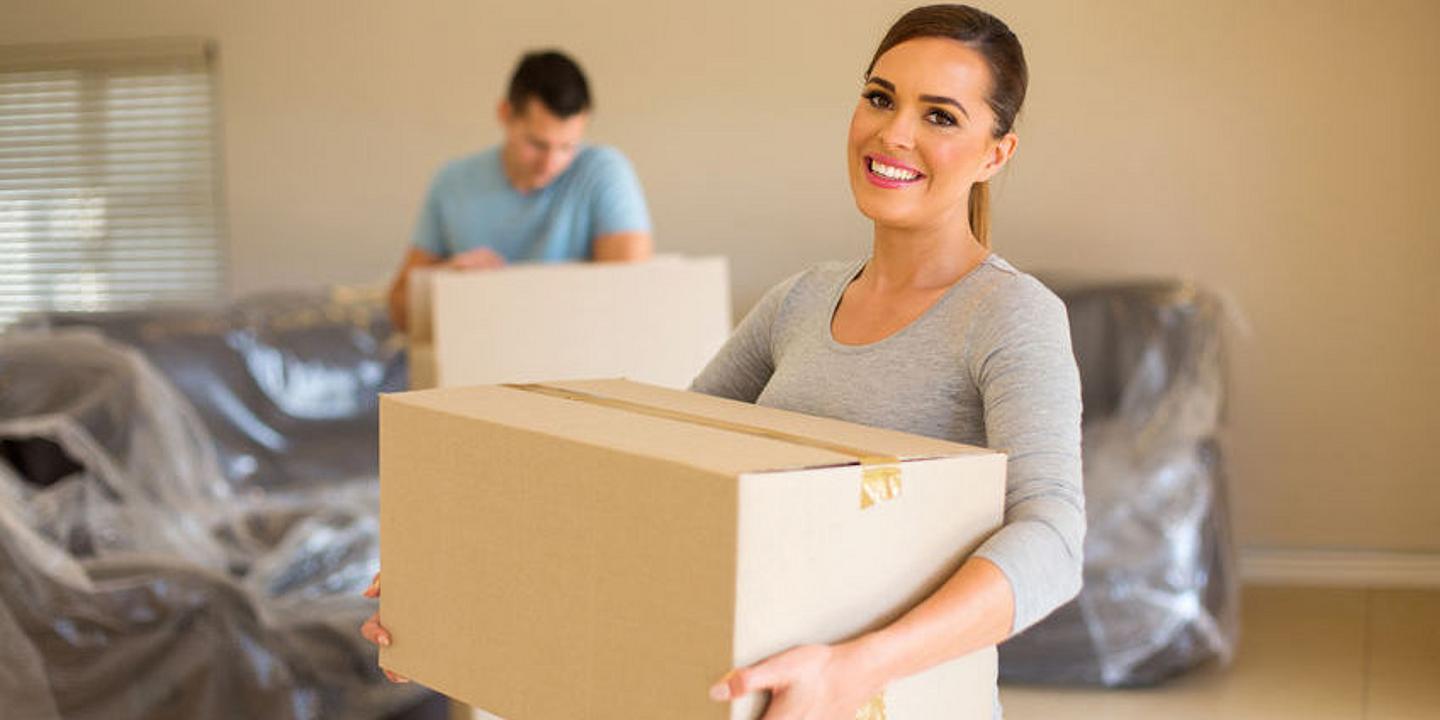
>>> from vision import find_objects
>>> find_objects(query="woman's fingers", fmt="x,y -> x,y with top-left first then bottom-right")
730,658 -> 788,699
710,653 -> 792,701
359,575 -> 407,684
360,611 -> 391,647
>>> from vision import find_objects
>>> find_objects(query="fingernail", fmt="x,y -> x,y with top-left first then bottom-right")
708,682 -> 729,701
378,634 -> 391,647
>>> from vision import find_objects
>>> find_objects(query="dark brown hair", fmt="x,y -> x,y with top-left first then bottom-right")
508,50 -> 591,118
866,5 -> 1027,247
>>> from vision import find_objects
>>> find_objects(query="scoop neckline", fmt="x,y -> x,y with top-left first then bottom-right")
823,253 -> 999,353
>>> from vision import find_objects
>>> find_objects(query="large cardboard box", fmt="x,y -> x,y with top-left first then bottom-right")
407,257 -> 731,390
380,379 -> 1005,719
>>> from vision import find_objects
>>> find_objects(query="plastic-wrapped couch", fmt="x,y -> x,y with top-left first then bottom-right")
0,288 -> 433,719
998,280 -> 1239,687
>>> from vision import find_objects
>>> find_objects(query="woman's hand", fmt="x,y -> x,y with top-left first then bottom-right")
708,641 -> 883,720
359,572 -> 410,683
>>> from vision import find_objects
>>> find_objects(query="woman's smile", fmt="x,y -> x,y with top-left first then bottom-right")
864,154 -> 927,188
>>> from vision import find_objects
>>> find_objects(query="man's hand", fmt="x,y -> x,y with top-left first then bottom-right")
447,247 -> 507,270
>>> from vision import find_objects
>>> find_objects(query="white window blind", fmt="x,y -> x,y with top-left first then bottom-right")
0,38 -> 225,326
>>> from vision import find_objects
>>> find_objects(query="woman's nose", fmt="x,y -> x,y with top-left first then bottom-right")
879,114 -> 916,151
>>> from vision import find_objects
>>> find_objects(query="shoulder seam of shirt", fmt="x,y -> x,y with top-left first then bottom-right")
960,259 -> 1030,375
983,253 -> 1022,277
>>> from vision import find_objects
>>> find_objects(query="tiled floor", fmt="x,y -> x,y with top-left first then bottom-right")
998,585 -> 1440,720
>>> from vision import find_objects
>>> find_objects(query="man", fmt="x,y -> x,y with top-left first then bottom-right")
388,50 -> 653,331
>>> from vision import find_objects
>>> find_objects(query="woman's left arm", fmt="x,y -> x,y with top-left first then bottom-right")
711,277 -> 1083,718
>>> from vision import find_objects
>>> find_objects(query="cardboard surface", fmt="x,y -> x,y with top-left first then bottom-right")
381,380 -> 1005,719
406,257 -> 731,390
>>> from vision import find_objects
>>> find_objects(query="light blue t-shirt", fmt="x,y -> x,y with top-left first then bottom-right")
412,145 -> 651,261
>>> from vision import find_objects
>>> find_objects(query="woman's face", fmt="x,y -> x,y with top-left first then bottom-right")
847,37 -> 1015,232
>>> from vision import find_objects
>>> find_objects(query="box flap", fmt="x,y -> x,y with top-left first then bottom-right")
385,379 -> 993,477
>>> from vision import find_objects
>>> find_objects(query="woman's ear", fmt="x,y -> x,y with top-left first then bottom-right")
976,132 -> 1019,182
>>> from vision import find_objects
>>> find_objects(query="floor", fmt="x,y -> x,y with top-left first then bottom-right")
998,585 -> 1440,720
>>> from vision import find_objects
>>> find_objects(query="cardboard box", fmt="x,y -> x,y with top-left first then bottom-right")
380,379 -> 1005,720
407,257 -> 731,390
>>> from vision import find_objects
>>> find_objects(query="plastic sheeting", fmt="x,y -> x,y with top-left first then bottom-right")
999,280 -> 1239,687
34,288 -> 409,495
0,288 -> 425,719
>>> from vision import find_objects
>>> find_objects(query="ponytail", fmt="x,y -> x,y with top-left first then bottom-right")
969,181 -> 991,248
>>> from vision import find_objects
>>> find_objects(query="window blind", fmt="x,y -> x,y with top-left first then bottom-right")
0,38 -> 225,326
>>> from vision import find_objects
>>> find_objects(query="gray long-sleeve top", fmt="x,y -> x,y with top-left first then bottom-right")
690,254 -> 1084,634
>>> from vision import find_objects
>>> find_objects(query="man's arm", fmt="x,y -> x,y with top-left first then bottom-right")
591,231 -> 653,262
387,246 -> 443,333
586,148 -> 652,263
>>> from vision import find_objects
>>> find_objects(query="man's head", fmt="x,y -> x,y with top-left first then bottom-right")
498,50 -> 592,192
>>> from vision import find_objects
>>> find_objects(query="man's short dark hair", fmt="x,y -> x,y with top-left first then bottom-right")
507,50 -> 591,118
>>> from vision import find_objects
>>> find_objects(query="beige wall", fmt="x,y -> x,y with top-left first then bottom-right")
4,0 -> 1437,554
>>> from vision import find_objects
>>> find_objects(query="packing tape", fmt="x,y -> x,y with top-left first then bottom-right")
506,383 -> 902,510
855,692 -> 888,720
858,457 -> 902,509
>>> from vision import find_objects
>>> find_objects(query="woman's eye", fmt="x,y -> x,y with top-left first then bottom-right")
926,109 -> 957,127
863,91 -> 892,110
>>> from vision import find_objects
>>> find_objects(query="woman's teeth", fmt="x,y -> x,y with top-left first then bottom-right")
869,159 -> 920,181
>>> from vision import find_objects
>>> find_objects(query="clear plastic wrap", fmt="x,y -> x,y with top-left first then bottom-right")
31,287 -> 408,495
998,280 -> 1240,687
0,333 -> 233,569
0,288 -> 428,719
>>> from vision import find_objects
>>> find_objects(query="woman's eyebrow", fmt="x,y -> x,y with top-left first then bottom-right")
919,94 -> 970,119
866,76 -> 896,92
865,76 -> 970,119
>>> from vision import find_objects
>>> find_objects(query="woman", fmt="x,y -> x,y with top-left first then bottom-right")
694,5 -> 1082,717
364,5 -> 1082,717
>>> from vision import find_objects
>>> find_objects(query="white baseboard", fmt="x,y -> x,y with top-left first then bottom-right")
1240,548 -> 1440,588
